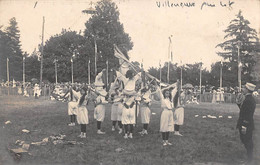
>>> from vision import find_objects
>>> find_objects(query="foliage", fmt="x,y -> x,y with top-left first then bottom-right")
216,10 -> 259,85
42,30 -> 93,83
0,17 -> 23,81
84,0 -> 133,73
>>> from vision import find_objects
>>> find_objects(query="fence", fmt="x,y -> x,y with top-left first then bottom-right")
0,86 -> 52,99
199,92 -> 237,103
1,87 -> 260,104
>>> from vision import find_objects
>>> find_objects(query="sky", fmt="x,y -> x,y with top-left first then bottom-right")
0,0 -> 259,70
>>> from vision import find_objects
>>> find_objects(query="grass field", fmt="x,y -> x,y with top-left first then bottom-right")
0,95 -> 259,165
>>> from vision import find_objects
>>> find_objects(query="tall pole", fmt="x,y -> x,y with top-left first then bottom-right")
55,59 -> 57,84
88,60 -> 90,85
71,58 -> 74,84
199,62 -> 202,102
23,56 -> 25,88
167,36 -> 172,84
7,58 -> 9,95
181,66 -> 183,90
94,38 -> 97,76
40,16 -> 45,86
220,60 -> 223,89
238,42 -> 242,92
106,60 -> 108,91
159,60 -> 162,88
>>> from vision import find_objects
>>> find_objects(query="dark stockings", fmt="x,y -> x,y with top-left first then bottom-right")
97,121 -> 101,130
162,132 -> 170,140
143,124 -> 148,130
81,124 -> 86,133
174,124 -> 180,131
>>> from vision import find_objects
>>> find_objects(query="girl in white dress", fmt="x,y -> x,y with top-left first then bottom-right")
120,70 -> 141,139
172,87 -> 185,136
94,88 -> 108,134
63,86 -> 80,126
139,87 -> 152,135
110,89 -> 124,133
157,83 -> 177,146
77,87 -> 89,138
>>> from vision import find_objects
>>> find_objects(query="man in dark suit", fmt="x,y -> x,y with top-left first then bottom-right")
236,82 -> 256,163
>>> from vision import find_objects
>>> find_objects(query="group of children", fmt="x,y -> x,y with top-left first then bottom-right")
62,70 -> 186,145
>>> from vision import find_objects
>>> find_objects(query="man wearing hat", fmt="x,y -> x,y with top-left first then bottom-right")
236,82 -> 256,163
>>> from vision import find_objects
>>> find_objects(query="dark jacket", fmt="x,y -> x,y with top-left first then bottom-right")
237,94 -> 256,130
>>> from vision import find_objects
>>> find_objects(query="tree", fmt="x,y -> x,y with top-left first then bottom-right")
216,10 -> 259,85
42,30 -> 93,83
0,18 -> 23,81
25,49 -> 40,81
84,0 -> 133,73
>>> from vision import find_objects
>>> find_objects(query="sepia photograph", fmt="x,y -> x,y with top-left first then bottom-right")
0,0 -> 260,164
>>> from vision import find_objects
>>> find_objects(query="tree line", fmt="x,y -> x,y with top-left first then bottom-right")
0,0 -> 259,88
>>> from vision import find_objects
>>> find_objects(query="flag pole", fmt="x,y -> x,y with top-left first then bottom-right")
167,38 -> 170,84
7,58 -> 9,95
106,60 -> 108,91
88,59 -> 91,85
159,60 -> 162,88
94,38 -> 97,76
220,60 -> 223,89
199,61 -> 202,102
71,58 -> 74,84
23,56 -> 25,88
180,60 -> 183,90
55,59 -> 58,84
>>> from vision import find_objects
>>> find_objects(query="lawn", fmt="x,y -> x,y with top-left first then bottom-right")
0,95 -> 259,165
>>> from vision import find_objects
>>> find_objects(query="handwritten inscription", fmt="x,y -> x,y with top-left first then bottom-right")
156,0 -> 235,10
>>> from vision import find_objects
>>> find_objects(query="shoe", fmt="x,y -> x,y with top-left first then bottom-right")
118,128 -> 123,134
163,142 -> 167,146
174,132 -> 183,136
112,126 -> 115,131
81,133 -> 86,138
78,132 -> 83,138
138,130 -> 144,134
128,133 -> 133,139
97,130 -> 106,134
124,134 -> 128,139
166,141 -> 172,145
68,123 -> 75,126
143,130 -> 148,135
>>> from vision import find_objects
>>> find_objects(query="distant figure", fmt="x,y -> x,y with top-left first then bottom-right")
212,89 -> 217,103
33,83 -> 41,99
236,83 -> 256,163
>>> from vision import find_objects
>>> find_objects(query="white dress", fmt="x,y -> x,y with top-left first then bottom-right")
94,95 -> 108,122
121,96 -> 136,125
140,91 -> 152,124
111,95 -> 122,121
173,89 -> 185,125
68,90 -> 80,116
140,102 -> 151,124
76,97 -> 89,124
160,98 -> 174,132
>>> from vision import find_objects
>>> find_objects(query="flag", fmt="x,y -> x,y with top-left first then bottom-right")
114,45 -> 132,75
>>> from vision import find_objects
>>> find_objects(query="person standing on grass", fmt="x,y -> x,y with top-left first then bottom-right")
110,88 -> 124,134
172,85 -> 185,136
76,87 -> 89,138
63,85 -> 80,126
139,87 -> 152,135
157,83 -> 177,146
236,82 -> 256,163
94,83 -> 108,134
120,70 -> 141,139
